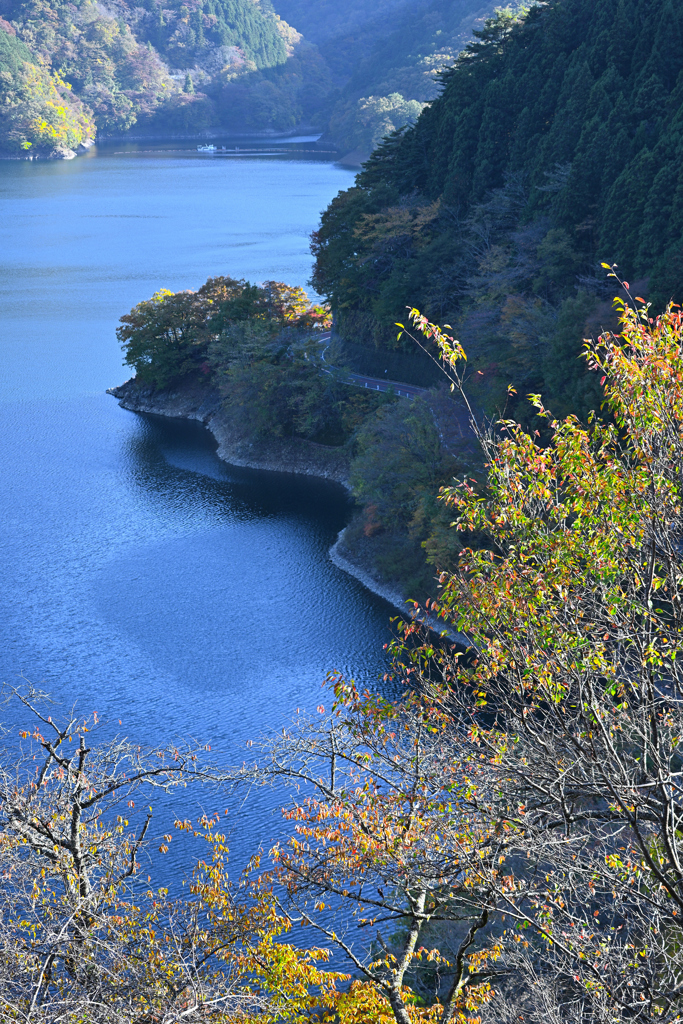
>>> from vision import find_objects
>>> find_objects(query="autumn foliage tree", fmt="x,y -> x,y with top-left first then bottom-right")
0,687 -> 346,1023
235,284 -> 683,1024
0,27 -> 95,155
389,283 -> 683,1022
117,277 -> 330,388
18,276 -> 683,1024
237,682 -> 505,1024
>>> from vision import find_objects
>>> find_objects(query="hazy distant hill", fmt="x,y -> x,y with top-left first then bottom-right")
273,0 -> 418,47
322,0 -> 494,158
274,0 -> 495,158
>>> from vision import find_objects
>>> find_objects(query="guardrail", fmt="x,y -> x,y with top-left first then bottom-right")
315,331 -> 428,401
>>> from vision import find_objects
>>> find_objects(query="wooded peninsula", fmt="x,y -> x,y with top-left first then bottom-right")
113,0 -> 683,603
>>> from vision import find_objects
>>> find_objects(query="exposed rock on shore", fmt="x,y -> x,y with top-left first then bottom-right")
329,527 -> 413,611
108,375 -> 463,633
0,145 -> 78,160
108,375 -> 424,617
108,376 -> 352,483
108,375 -> 351,485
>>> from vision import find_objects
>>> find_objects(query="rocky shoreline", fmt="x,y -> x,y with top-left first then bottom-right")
328,529 -> 415,613
0,139 -> 96,161
108,375 -> 351,484
107,375 -> 425,621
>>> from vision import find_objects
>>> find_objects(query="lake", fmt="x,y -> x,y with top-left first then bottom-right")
0,141 -> 396,881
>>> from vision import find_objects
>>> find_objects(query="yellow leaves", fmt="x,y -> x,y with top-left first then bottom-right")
12,60 -> 95,151
327,979 -> 396,1024
150,288 -> 175,306
327,968 -> 493,1024
354,201 -> 441,250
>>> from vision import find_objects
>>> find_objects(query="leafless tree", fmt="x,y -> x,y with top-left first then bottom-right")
0,685 -> 280,1024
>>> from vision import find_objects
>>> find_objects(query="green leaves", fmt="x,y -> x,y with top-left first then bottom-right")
117,276 -> 331,390
394,297 -> 683,1018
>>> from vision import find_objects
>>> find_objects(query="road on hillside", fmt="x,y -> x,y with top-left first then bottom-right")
315,331 -> 478,456
316,331 -> 428,400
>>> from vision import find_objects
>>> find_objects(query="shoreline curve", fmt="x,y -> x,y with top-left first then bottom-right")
107,377 -> 420,621
108,376 -> 463,641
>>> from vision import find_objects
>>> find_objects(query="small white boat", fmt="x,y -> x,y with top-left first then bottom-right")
197,144 -> 217,153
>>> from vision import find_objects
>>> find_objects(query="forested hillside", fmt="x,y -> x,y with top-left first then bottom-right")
0,19 -> 94,154
0,0 -> 329,152
0,0 -> 497,155
313,0 -> 683,419
277,0 -> 496,157
322,0 -> 495,157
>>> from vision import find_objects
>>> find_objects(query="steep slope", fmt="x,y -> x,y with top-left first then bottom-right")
0,18 -> 94,154
324,0 -> 494,157
1,0 -> 179,135
271,0 -> 417,46
276,0 -> 497,157
339,0 -> 493,101
0,0 -> 500,151
0,0 -> 323,145
312,0 -> 683,418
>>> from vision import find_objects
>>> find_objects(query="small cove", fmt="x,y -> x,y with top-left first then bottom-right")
0,143 -> 396,882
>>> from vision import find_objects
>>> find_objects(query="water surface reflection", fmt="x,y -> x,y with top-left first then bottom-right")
0,150 -> 395,882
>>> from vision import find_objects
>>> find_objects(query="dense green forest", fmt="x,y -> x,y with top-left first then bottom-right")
313,0 -> 683,414
116,277 -> 386,446
304,0 -> 683,590
320,0 -> 498,157
112,0 -> 683,599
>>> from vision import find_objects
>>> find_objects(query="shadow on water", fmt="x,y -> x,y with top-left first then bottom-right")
125,411 -> 353,531
0,147 -> 394,896
81,412 -> 399,884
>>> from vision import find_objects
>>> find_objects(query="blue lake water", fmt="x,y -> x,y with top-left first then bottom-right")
0,142 -> 395,880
